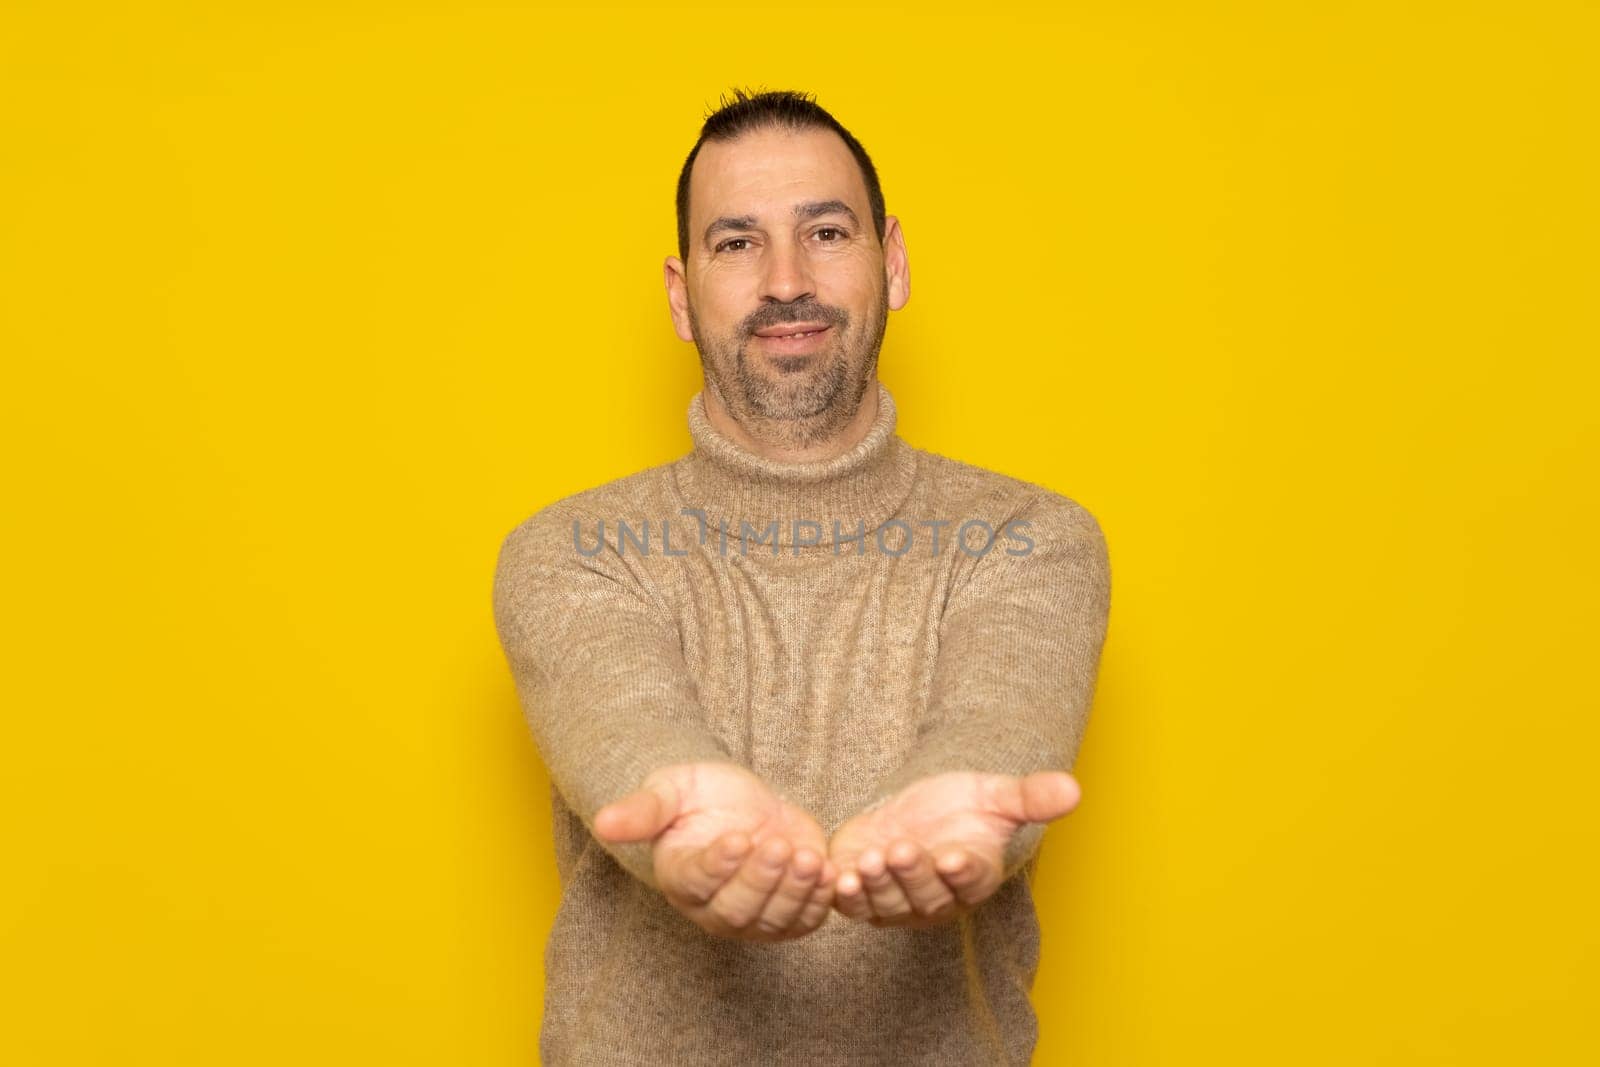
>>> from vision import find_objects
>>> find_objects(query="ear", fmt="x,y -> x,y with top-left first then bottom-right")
882,215 -> 910,311
663,256 -> 695,342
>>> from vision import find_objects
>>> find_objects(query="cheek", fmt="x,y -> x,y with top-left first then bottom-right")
837,251 -> 885,294
828,271 -> 884,321
693,279 -> 754,330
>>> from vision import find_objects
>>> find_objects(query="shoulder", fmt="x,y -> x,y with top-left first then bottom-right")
496,461 -> 678,566
492,462 -> 680,639
907,444 -> 1106,549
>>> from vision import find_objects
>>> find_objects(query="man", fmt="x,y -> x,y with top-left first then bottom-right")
492,88 -> 1112,1065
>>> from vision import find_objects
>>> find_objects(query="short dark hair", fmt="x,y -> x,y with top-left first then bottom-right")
675,87 -> 887,266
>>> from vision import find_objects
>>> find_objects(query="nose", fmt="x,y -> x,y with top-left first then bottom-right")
757,232 -> 816,306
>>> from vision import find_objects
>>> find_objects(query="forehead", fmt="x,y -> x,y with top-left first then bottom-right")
689,126 -> 867,224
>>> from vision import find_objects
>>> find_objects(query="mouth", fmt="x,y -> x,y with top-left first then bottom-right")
752,324 -> 832,353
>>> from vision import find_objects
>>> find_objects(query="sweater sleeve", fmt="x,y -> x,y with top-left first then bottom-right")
862,492 -> 1112,882
491,504 -> 737,889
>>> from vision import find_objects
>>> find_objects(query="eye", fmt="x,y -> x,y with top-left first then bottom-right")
814,226 -> 847,242
716,237 -> 752,253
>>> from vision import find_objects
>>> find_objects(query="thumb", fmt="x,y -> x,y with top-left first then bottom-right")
594,777 -> 683,844
985,770 -> 1081,826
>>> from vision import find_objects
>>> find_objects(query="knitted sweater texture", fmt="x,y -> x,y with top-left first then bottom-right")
491,380 -> 1111,1065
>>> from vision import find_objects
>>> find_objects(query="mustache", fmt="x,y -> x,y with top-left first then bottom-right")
744,304 -> 846,333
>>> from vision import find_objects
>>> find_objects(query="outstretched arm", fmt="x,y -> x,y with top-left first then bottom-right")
491,505 -> 736,888
831,493 -> 1112,924
492,504 -> 838,936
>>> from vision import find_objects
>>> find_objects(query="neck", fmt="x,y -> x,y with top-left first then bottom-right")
673,379 -> 919,550
699,376 -> 882,463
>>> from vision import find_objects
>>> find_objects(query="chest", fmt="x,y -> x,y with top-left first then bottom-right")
653,546 -> 963,821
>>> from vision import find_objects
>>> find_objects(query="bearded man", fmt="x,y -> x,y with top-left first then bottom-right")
492,87 -> 1112,1065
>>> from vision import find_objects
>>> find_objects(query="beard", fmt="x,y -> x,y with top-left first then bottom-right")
688,279 -> 889,453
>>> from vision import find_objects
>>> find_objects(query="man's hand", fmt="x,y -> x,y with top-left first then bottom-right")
828,770 -> 1081,928
594,762 -> 838,942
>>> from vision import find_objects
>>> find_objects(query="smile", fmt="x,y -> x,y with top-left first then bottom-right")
753,325 -> 832,351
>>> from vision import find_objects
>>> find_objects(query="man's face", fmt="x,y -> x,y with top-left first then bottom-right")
666,125 -> 909,448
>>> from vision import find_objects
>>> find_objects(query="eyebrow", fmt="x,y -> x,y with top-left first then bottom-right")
703,199 -> 862,248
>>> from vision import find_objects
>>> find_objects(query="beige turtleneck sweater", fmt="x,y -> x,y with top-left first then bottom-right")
491,380 -> 1111,1065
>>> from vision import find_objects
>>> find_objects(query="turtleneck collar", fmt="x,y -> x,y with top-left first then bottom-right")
671,380 -> 919,550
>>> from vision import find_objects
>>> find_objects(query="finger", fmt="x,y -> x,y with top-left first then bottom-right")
595,777 -> 682,843
797,862 -> 836,930
671,830 -> 751,906
884,838 -> 958,918
933,845 -> 997,908
983,771 -> 1080,826
857,846 -> 914,921
753,846 -> 822,936
709,835 -> 792,931
833,867 -> 873,921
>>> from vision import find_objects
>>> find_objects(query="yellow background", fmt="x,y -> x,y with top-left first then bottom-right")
4,1 -> 1596,1062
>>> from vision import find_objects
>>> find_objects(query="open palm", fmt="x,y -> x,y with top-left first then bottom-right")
829,770 -> 1081,928
595,761 -> 837,942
